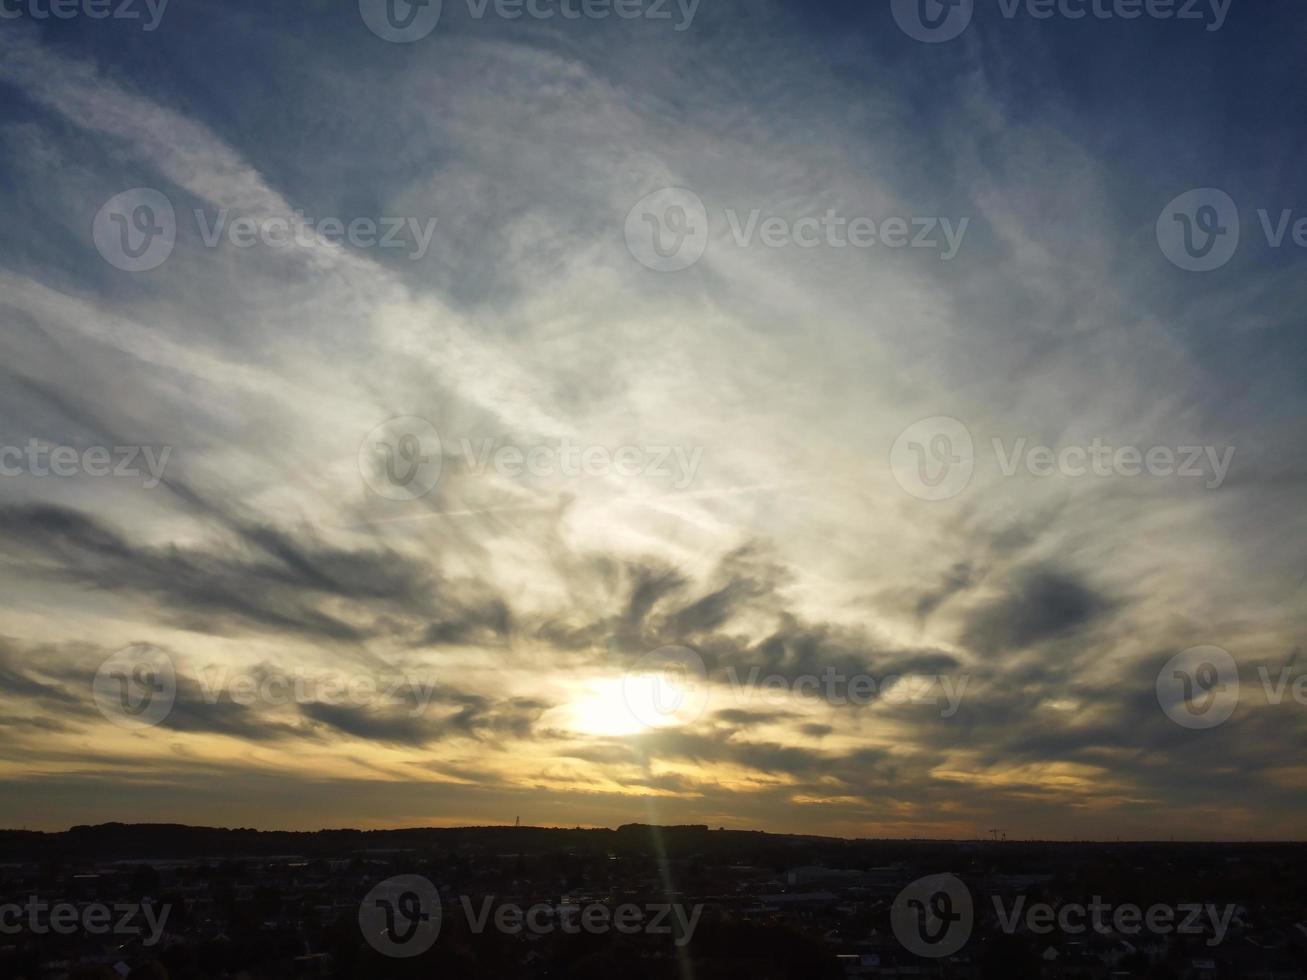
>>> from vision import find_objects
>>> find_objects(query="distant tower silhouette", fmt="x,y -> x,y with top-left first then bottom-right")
988,828 -> 1007,842
515,816 -> 520,828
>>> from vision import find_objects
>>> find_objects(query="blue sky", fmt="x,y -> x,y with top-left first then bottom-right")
0,0 -> 1303,838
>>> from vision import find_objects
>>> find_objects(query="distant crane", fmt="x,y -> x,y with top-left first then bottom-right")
987,828 -> 1008,842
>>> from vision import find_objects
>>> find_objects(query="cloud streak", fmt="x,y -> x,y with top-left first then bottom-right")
0,1 -> 1302,839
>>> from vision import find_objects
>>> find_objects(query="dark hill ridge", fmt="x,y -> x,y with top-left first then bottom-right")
1,822 -> 1304,866
0,822 -> 838,862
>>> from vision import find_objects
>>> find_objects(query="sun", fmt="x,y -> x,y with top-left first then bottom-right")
568,678 -> 650,737
567,674 -> 696,737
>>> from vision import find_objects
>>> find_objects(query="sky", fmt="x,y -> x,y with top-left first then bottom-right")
0,0 -> 1303,839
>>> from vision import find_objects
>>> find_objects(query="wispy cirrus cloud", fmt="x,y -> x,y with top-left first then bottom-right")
0,1 -> 1302,839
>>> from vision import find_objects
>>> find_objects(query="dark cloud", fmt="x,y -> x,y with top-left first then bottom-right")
0,639 -> 80,708
628,729 -> 843,778
0,715 -> 74,734
622,563 -> 687,634
0,503 -> 506,644
695,613 -> 962,706
916,561 -> 975,621
299,701 -> 436,747
961,566 -> 1113,656
666,577 -> 767,635
300,693 -> 551,747
713,708 -> 796,728
159,678 -> 307,742
418,598 -> 512,647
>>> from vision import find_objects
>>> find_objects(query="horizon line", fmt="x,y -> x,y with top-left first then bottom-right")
3,822 -> 1305,846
